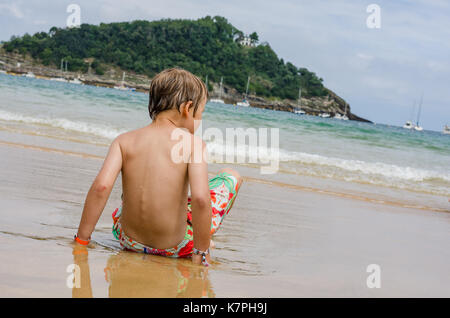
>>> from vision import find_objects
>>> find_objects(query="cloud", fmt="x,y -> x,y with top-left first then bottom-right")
0,2 -> 24,19
357,53 -> 373,60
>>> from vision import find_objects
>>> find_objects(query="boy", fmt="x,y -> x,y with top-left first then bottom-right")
75,68 -> 242,266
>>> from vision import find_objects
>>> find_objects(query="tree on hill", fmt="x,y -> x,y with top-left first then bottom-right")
2,16 -> 328,98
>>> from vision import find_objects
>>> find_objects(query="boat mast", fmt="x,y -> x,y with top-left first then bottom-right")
416,93 -> 423,126
245,76 -> 250,98
219,77 -> 223,99
297,87 -> 302,109
410,99 -> 416,122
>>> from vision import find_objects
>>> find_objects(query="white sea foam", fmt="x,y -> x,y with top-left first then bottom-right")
206,140 -> 450,183
0,109 -> 125,140
1,109 -> 448,188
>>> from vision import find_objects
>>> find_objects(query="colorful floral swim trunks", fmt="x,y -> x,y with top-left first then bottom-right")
112,172 -> 239,258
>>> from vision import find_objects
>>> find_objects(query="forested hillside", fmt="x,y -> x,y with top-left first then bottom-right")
3,16 -> 328,99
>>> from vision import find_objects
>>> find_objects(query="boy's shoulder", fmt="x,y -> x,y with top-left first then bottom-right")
112,127 -> 146,151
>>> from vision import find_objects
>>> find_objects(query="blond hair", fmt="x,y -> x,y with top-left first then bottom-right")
148,68 -> 208,120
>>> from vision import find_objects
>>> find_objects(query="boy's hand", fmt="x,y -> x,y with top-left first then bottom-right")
192,252 -> 211,266
191,240 -> 214,265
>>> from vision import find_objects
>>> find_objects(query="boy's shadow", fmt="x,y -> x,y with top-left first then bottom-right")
71,244 -> 215,298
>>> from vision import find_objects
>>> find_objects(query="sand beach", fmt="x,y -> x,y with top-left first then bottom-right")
0,127 -> 449,297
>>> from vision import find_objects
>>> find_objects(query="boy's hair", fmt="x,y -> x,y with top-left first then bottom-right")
148,68 -> 208,120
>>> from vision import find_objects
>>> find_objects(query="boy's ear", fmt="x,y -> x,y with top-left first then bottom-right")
180,101 -> 193,117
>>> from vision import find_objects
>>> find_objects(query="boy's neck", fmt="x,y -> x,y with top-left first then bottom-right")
153,112 -> 184,129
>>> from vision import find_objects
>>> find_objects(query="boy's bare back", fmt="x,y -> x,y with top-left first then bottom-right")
118,123 -> 191,250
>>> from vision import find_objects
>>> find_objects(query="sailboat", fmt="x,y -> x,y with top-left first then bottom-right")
403,100 -> 416,129
334,103 -> 348,120
210,77 -> 225,104
294,87 -> 306,114
403,121 -> 414,129
443,125 -> 450,135
414,94 -> 424,131
114,72 -> 135,91
236,76 -> 251,107
342,103 -> 349,120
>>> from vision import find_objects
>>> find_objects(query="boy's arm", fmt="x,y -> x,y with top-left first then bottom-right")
188,137 -> 212,265
76,136 -> 123,241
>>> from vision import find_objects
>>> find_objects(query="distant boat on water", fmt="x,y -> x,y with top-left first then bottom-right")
69,78 -> 82,85
403,100 -> 416,129
236,76 -> 251,107
403,121 -> 414,129
414,94 -> 424,131
50,77 -> 67,82
24,72 -> 35,78
443,125 -> 450,135
210,76 -> 225,104
294,87 -> 306,115
114,72 -> 135,91
236,99 -> 250,107
334,103 -> 348,120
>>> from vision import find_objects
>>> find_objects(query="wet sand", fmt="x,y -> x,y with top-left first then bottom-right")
0,131 -> 449,297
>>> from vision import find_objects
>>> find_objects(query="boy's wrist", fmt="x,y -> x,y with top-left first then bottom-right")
193,247 -> 210,266
74,234 -> 91,245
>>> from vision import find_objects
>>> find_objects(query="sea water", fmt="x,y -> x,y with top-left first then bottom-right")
0,73 -> 449,197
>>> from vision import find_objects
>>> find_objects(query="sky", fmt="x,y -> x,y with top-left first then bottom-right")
0,0 -> 449,131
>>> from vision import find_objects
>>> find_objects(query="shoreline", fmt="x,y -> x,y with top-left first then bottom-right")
0,52 -> 371,122
0,137 -> 447,214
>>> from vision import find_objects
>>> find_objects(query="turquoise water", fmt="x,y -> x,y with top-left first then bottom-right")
1,73 -> 449,196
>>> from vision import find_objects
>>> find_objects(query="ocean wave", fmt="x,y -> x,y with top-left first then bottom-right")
205,141 -> 450,184
0,110 -> 125,140
279,150 -> 450,182
1,109 -> 448,187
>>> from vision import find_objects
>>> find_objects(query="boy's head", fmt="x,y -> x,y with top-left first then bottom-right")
148,68 -> 208,123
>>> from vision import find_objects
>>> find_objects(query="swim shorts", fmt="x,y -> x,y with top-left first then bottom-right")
112,172 -> 239,258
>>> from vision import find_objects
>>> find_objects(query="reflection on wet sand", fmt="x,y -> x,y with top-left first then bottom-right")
71,244 -> 214,298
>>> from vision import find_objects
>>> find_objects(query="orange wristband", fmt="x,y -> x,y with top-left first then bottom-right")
74,235 -> 90,246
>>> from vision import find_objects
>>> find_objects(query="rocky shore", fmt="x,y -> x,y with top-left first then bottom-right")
0,51 -> 371,122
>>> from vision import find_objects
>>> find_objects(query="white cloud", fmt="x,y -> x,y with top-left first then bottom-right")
0,3 -> 24,19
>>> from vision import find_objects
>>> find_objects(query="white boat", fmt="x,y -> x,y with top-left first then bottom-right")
414,93 -> 424,132
403,121 -> 414,129
403,100 -> 416,129
69,78 -> 82,85
443,125 -> 450,135
294,87 -> 305,115
24,72 -> 35,78
210,76 -> 225,104
320,113 -> 330,118
114,72 -> 135,91
236,77 -> 251,107
237,99 -> 250,107
50,77 -> 68,82
335,103 -> 349,120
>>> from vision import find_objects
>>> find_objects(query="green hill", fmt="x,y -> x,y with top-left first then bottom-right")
3,16 -> 328,99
